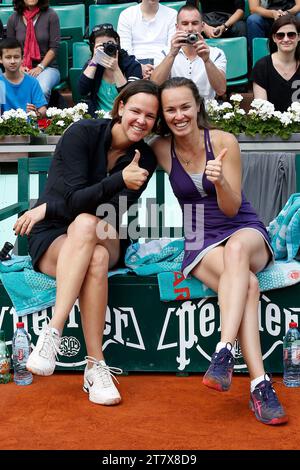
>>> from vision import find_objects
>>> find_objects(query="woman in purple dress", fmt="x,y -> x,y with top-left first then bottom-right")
151,76 -> 288,426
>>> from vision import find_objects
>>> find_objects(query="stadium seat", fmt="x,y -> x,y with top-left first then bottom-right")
53,40 -> 69,91
53,4 -> 85,57
72,41 -> 90,68
69,67 -> 85,104
161,1 -> 186,12
206,36 -> 248,87
0,6 -> 14,28
252,37 -> 269,67
89,3 -> 136,34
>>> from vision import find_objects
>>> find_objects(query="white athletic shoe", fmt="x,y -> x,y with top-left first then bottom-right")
83,356 -> 122,406
26,325 -> 61,376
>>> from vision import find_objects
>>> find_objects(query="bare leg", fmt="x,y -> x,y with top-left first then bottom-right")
192,230 -> 270,375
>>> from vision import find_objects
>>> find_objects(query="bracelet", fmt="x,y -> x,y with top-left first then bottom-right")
37,63 -> 45,71
88,61 -> 97,67
223,23 -> 229,31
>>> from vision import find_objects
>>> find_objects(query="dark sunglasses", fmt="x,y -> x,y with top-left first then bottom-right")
275,31 -> 298,40
92,23 -> 114,34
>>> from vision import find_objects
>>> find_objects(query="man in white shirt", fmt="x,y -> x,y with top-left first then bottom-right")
151,4 -> 227,100
117,0 -> 177,78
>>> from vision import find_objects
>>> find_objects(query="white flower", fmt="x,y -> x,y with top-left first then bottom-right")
223,112 -> 235,120
46,107 -> 62,118
230,94 -> 243,103
95,109 -> 111,119
27,111 -> 37,118
73,102 -> 88,114
289,101 -> 300,113
237,109 -> 246,115
219,102 -> 233,111
56,120 -> 65,127
280,112 -> 293,126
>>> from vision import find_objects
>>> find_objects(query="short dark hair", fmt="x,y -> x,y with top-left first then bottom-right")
111,79 -> 160,131
0,37 -> 23,57
177,4 -> 202,22
269,14 -> 300,61
158,77 -> 211,136
13,0 -> 49,15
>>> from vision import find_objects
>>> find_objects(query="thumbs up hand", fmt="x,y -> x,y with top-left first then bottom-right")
122,149 -> 149,190
205,148 -> 227,185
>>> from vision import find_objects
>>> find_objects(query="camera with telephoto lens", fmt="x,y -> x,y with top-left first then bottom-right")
182,33 -> 199,44
103,41 -> 118,57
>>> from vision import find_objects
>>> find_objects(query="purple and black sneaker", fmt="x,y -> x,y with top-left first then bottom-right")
249,377 -> 288,425
202,345 -> 234,392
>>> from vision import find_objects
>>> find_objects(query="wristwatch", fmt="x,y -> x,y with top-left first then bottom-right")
37,63 -> 45,71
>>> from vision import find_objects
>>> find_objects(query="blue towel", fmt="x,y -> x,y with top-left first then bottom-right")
0,255 -> 56,316
158,260 -> 300,301
268,193 -> 300,260
0,255 -> 130,316
125,238 -> 184,275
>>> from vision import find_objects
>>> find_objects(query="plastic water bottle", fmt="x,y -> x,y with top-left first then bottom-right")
12,322 -> 32,386
0,330 -> 11,384
283,321 -> 300,387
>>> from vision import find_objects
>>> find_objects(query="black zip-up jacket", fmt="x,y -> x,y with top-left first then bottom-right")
32,119 -> 157,231
78,50 -> 143,116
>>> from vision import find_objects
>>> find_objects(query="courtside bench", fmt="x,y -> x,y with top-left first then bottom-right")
0,156 -> 300,374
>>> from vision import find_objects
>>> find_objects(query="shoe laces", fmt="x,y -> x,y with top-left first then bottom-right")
211,346 -> 234,373
85,356 -> 123,388
39,321 -> 61,360
256,375 -> 281,409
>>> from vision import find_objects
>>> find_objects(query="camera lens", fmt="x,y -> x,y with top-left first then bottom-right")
187,33 -> 198,44
103,42 -> 118,57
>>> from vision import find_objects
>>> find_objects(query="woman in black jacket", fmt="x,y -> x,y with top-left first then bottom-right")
79,23 -> 143,116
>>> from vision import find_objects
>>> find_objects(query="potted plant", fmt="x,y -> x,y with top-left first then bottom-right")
206,95 -> 300,141
0,108 -> 39,144
44,103 -> 92,143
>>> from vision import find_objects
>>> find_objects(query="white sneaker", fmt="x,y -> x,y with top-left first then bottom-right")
83,356 -> 122,406
26,325 -> 61,376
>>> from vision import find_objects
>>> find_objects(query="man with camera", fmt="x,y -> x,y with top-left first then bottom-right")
151,4 -> 227,100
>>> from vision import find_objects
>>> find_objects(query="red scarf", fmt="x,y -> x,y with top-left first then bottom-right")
22,7 -> 41,69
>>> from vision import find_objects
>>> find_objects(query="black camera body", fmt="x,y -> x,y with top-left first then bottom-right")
182,33 -> 199,44
103,41 -> 118,57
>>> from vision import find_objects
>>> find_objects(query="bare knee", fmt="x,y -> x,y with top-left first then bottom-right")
87,245 -> 110,279
68,213 -> 98,244
248,273 -> 260,299
224,239 -> 248,267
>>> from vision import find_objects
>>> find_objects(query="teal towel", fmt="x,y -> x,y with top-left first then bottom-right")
0,255 -> 56,316
268,193 -> 300,260
125,238 -> 184,275
158,260 -> 300,301
0,255 -> 129,316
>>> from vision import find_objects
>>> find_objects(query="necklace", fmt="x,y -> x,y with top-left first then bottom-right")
175,146 -> 194,166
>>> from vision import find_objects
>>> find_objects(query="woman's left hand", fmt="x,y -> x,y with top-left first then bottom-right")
28,67 -> 42,77
13,203 -> 46,236
205,148 -> 227,185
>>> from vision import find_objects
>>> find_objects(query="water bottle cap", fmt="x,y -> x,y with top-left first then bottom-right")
16,322 -> 24,328
289,321 -> 298,328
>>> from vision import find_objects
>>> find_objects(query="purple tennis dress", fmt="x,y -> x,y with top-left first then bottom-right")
169,128 -> 273,277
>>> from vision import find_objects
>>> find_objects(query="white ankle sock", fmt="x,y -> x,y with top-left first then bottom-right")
216,341 -> 235,358
251,374 -> 270,393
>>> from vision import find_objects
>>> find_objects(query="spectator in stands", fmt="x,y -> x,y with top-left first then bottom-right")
15,80 -> 159,407
7,0 -> 60,102
151,4 -> 227,100
79,23 -> 142,116
151,76 -> 288,426
0,37 -> 47,116
0,19 -> 3,41
247,0 -> 300,53
252,14 -> 300,111
117,0 -> 177,79
201,0 -> 247,39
